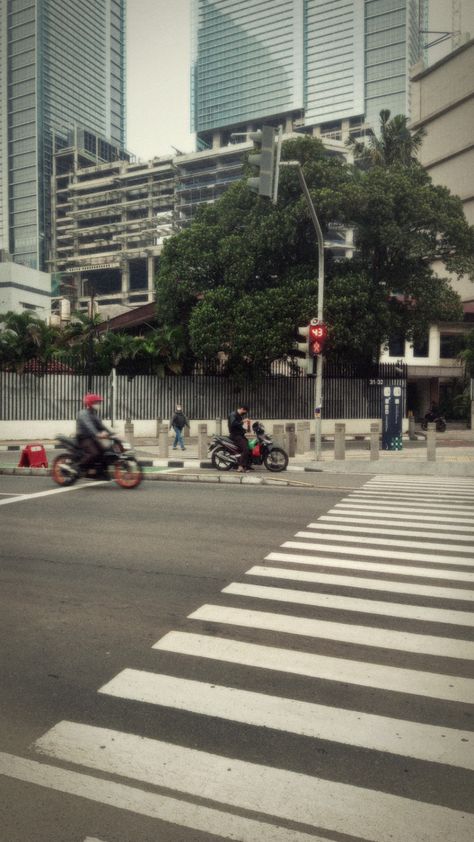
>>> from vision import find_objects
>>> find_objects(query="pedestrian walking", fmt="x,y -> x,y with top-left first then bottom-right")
171,404 -> 190,451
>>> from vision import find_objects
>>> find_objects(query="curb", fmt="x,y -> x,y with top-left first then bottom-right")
0,466 -> 313,488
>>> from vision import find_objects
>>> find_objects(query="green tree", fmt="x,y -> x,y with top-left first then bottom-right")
0,311 -> 59,372
155,130 -> 473,370
347,109 -> 426,168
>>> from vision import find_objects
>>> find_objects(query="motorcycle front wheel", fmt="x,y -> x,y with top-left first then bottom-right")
211,446 -> 233,471
114,457 -> 143,488
263,447 -> 288,472
51,453 -> 78,486
436,419 -> 447,433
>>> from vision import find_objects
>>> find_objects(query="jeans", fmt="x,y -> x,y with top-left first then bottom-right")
172,426 -> 185,449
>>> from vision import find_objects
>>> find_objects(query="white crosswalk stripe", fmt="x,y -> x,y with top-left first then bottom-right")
3,473 -> 473,841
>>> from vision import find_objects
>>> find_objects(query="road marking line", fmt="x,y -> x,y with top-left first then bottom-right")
368,478 -> 474,487
0,492 -> 26,496
319,516 -> 474,535
0,751 -> 318,842
31,728 -> 474,842
337,500 -> 474,513
348,492 -> 474,504
328,508 -> 474,525
223,581 -> 474,627
296,531 -> 474,554
98,673 -> 474,770
258,560 -> 474,595
154,630 -> 474,704
83,838 -> 108,841
283,540 -> 474,567
188,604 -> 474,659
0,481 -> 107,506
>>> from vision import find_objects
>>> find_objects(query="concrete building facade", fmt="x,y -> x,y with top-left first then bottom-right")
0,0 -> 126,272
191,0 -> 427,150
0,260 -> 51,318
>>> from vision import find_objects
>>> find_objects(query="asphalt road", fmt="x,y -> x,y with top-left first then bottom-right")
0,474 -> 473,842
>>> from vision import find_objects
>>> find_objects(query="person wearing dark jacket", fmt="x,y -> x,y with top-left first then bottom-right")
228,405 -> 250,471
171,404 -> 190,450
76,393 -> 110,474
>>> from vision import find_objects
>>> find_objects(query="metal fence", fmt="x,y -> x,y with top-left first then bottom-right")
0,362 -> 407,421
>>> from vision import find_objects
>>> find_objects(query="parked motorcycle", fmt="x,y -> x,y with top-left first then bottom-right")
208,422 -> 289,472
421,412 -> 447,433
51,433 -> 143,489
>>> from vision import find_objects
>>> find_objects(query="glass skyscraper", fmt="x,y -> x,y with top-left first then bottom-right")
191,0 -> 426,148
0,0 -> 126,271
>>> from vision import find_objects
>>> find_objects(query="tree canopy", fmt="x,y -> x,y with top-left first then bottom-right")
155,112 -> 473,374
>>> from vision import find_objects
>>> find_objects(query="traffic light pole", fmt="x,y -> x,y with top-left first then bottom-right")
281,161 -> 325,460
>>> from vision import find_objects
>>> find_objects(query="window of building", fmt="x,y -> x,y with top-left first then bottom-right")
440,334 -> 465,359
413,334 -> 429,358
388,333 -> 405,357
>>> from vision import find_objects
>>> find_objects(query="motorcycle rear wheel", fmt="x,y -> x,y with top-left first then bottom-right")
263,447 -> 288,472
211,446 -> 233,471
436,419 -> 446,433
51,453 -> 78,486
114,457 -> 143,488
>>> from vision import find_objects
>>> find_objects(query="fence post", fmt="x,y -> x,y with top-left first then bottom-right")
124,418 -> 134,448
426,422 -> 436,461
198,423 -> 208,461
159,424 -> 169,458
370,422 -> 380,461
285,422 -> 296,458
334,422 -> 345,460
215,417 -> 222,436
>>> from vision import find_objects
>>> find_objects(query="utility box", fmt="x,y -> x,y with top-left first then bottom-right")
18,443 -> 48,468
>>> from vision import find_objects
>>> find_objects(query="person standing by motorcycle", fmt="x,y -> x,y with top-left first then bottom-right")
76,394 -> 111,476
228,405 -> 251,472
171,404 -> 190,451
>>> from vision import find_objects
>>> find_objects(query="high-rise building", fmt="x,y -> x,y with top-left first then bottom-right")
191,0 -> 426,149
0,0 -> 126,272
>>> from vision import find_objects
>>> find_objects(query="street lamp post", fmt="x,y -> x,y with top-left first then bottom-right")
280,161 -> 325,460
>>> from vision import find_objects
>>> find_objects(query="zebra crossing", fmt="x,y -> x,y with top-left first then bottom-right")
2,474 -> 474,840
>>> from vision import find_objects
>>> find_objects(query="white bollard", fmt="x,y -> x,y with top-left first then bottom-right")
426,422 -> 436,461
159,424 -> 169,458
370,422 -> 380,461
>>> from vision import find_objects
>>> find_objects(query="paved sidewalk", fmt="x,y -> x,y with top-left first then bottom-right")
1,429 -> 473,477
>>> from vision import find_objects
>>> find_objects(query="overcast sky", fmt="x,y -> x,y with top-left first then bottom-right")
126,0 -> 194,160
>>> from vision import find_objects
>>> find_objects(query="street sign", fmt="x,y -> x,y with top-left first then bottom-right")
382,385 -> 403,451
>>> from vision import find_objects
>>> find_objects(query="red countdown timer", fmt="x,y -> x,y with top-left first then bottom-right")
309,322 -> 327,355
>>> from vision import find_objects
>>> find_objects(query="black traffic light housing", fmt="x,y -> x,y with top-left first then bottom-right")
247,125 -> 277,200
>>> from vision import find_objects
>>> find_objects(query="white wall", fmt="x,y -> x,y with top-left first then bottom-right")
0,262 -> 51,319
0,417 -> 397,442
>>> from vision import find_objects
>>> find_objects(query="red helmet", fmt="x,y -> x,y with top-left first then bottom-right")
83,393 -> 103,408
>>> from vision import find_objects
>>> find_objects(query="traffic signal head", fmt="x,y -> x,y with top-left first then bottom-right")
293,325 -> 314,375
247,125 -> 277,199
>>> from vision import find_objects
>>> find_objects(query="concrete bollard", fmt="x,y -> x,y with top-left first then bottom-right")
427,422 -> 436,461
370,422 -> 380,461
272,424 -> 286,452
159,424 -> 169,458
215,417 -> 222,436
155,417 -> 162,439
198,423 -> 208,461
124,419 -> 134,448
285,422 -> 296,458
408,413 -> 416,440
303,421 -> 311,452
296,422 -> 305,455
334,422 -> 346,460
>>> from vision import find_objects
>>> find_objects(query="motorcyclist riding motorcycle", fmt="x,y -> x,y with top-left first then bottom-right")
227,405 -> 251,472
76,393 -> 110,477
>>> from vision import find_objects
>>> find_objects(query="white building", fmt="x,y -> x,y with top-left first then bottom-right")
0,261 -> 51,320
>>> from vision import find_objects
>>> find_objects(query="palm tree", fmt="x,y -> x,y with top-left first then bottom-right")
0,311 -> 58,373
347,109 -> 426,168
